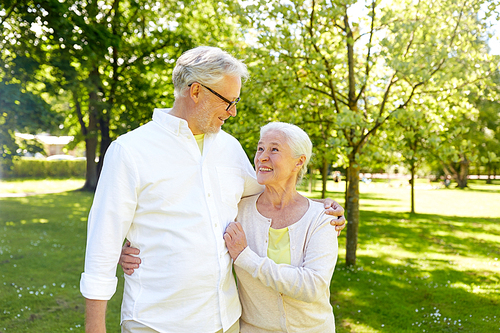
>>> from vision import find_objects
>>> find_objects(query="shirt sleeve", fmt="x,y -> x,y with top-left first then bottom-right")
234,214 -> 338,303
80,141 -> 139,300
239,149 -> 264,198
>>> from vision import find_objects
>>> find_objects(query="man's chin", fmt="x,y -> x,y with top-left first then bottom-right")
206,126 -> 221,134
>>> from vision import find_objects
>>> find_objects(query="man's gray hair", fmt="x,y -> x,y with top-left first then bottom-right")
260,122 -> 313,183
172,46 -> 249,98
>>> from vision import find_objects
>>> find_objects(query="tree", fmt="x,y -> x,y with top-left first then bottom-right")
237,0 -> 497,265
385,108 -> 433,213
471,72 -> 500,183
433,97 -> 482,188
0,56 -> 62,173
1,0 -> 246,190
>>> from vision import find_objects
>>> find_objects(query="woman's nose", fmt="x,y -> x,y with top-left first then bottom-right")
259,153 -> 269,162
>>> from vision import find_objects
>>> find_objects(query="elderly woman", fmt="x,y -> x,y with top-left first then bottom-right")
224,122 -> 338,332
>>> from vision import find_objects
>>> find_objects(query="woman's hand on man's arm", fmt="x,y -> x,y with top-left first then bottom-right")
224,222 -> 248,260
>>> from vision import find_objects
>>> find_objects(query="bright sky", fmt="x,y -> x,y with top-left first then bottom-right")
488,21 -> 500,55
481,2 -> 500,55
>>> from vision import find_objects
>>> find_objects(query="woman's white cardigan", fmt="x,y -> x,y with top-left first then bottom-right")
234,194 -> 338,333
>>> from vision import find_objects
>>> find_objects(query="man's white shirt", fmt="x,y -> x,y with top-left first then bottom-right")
80,109 -> 263,333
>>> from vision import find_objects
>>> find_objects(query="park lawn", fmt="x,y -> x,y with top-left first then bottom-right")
299,178 -> 500,218
0,179 -> 499,332
332,211 -> 500,332
0,190 -> 123,333
0,178 -> 85,195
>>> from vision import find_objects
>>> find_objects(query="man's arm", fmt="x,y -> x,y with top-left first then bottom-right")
85,299 -> 108,333
81,142 -> 138,329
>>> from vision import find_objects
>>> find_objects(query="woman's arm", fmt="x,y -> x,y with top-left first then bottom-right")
225,219 -> 338,303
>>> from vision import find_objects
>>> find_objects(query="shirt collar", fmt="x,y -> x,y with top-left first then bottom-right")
152,108 -> 192,137
152,108 -> 219,143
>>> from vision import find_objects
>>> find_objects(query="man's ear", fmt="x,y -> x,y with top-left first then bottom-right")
190,83 -> 201,104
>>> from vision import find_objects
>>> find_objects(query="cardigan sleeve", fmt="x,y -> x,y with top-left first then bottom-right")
234,214 -> 338,303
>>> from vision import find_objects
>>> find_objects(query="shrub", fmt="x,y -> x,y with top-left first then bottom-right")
2,157 -> 86,178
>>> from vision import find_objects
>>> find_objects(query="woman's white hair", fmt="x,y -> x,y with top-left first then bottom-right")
172,46 -> 249,98
260,122 -> 313,183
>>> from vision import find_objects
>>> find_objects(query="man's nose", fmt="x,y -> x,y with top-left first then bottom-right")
227,105 -> 237,117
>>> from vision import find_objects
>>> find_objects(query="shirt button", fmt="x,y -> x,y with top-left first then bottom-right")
208,193 -> 211,197
215,224 -> 218,228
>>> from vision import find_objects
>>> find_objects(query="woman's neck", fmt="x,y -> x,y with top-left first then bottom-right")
257,184 -> 309,229
260,184 -> 300,209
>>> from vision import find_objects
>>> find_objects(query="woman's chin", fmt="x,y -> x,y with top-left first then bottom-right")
256,175 -> 270,186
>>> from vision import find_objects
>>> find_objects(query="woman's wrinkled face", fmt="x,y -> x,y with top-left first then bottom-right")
254,130 -> 303,187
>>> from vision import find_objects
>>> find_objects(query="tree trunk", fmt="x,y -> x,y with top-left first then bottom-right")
308,168 -> 313,194
321,158 -> 328,199
456,156 -> 469,188
81,104 -> 98,191
97,114 -> 111,179
81,68 -> 104,191
410,162 -> 415,214
345,152 -> 360,266
486,163 -> 492,184
82,131 -> 98,191
344,166 -> 349,208
73,89 -> 98,192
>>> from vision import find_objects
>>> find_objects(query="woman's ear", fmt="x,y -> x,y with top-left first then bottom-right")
295,155 -> 306,170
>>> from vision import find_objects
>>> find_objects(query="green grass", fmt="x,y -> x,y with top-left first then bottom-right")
299,178 -> 500,217
332,211 -> 500,332
302,179 -> 500,332
0,178 -> 85,194
0,188 -> 123,333
0,178 -> 499,332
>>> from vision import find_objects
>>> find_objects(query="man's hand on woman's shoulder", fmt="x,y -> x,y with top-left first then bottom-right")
317,198 -> 346,235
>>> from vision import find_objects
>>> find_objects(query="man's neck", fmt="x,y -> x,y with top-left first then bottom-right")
168,104 -> 186,121
169,103 -> 202,135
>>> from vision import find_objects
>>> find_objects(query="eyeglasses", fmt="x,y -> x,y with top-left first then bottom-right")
189,82 -> 241,112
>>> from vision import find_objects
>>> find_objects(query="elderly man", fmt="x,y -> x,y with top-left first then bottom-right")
80,46 -> 345,333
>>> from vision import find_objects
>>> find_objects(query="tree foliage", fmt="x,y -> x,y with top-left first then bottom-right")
471,72 -> 500,183
235,0 -> 498,265
2,0 -> 499,265
1,0 -> 245,189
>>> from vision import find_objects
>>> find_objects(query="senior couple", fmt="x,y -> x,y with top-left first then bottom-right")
81,46 -> 345,333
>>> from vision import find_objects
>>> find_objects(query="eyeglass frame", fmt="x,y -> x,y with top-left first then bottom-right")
188,82 -> 241,112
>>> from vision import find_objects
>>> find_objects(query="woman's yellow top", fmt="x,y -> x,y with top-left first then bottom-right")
267,227 -> 291,265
